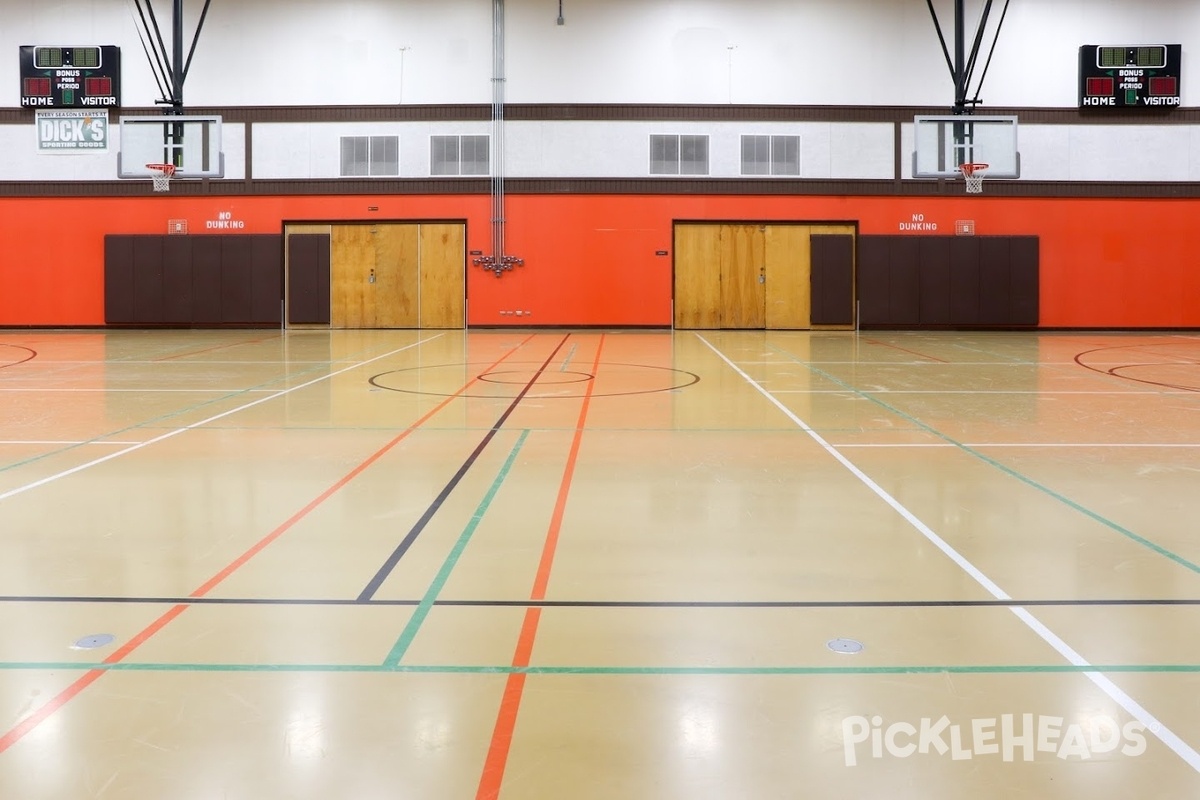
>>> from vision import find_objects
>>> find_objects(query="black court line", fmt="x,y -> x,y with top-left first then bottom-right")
5,595 -> 1200,609
0,344 -> 38,371
355,334 -> 572,602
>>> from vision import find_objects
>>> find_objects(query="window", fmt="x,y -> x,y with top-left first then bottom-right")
650,134 -> 709,176
431,135 -> 490,176
741,135 -> 800,176
340,135 -> 399,177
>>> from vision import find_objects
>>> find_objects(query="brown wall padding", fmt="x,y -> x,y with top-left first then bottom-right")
104,236 -> 134,324
979,238 -> 1015,325
810,234 -> 855,325
191,237 -> 223,323
104,234 -> 282,326
162,237 -> 193,324
287,234 -> 331,325
856,237 -> 890,325
890,238 -> 921,325
918,238 -> 952,325
251,237 -> 283,323
857,235 -> 1039,327
220,237 -> 254,323
132,237 -> 164,324
1010,238 -> 1040,325
948,238 -> 981,325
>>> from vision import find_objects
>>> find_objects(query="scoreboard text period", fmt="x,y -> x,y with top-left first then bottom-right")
19,46 -> 121,108
1079,45 -> 1181,109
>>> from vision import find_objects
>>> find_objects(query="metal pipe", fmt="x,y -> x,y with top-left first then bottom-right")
182,0 -> 214,84
470,0 -> 522,276
493,0 -> 504,265
172,0 -> 184,107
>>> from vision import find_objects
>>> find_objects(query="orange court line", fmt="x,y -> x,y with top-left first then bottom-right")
0,334 -> 536,755
475,334 -> 606,800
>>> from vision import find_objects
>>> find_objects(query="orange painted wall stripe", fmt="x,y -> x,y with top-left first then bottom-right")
475,334 -> 607,800
0,335 -> 535,755
3,194 -> 1200,328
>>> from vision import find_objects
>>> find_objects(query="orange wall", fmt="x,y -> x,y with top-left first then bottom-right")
1,193 -> 1198,328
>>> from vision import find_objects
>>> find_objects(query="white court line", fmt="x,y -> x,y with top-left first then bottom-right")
698,334 -> 1200,774
724,360 -> 1078,366
0,440 -> 142,446
0,336 -> 443,503
0,388 -> 281,393
835,443 -> 1200,449
768,391 -> 1190,398
0,360 -> 335,365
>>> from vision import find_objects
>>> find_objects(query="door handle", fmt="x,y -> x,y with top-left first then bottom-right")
758,274 -> 765,284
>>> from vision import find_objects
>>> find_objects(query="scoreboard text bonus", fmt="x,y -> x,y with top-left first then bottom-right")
1079,45 -> 1182,109
19,46 -> 121,108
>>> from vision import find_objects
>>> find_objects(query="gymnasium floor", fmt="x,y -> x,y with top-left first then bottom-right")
0,328 -> 1199,799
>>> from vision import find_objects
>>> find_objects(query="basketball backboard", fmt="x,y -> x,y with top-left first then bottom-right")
912,115 -> 1019,179
117,115 -> 223,179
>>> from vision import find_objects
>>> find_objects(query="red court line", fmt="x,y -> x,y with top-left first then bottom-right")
862,338 -> 948,363
0,334 -> 536,756
148,335 -> 279,362
475,334 -> 606,800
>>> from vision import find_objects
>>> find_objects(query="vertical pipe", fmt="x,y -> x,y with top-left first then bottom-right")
953,0 -> 965,112
492,0 -> 506,266
172,0 -> 184,108
172,0 -> 185,169
952,0 -> 966,168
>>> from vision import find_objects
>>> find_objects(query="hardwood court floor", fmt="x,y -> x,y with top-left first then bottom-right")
1,328 -> 1199,799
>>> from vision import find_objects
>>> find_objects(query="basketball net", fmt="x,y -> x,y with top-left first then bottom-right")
147,163 -> 176,193
960,163 -> 988,194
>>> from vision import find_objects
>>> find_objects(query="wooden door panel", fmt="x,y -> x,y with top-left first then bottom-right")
719,225 -> 765,329
764,225 -> 811,329
673,224 -> 722,329
372,224 -> 419,328
331,225 -> 374,328
419,224 -> 465,328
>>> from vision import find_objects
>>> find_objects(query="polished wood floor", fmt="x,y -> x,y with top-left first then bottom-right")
1,329 -> 1199,799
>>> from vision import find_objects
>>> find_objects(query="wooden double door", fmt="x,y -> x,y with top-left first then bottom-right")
673,223 -> 856,330
285,222 -> 465,329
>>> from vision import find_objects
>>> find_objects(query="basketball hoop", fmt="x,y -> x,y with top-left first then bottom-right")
960,162 -> 989,194
146,163 -> 176,193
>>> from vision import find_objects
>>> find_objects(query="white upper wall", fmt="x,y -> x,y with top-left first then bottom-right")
0,0 -> 1196,108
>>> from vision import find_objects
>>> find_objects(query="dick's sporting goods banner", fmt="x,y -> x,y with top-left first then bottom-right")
36,109 -> 109,152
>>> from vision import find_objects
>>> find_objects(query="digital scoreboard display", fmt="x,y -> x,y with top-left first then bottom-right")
19,45 -> 121,108
1079,44 -> 1181,108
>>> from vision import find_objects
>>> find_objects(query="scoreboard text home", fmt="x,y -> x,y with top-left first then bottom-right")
19,46 -> 121,108
1078,44 -> 1182,108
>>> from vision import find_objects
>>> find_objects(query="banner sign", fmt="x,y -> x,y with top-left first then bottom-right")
36,109 -> 109,152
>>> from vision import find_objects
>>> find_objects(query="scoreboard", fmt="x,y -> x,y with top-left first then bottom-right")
1079,45 -> 1181,108
19,46 -> 121,108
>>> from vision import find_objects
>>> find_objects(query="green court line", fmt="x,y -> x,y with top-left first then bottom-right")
0,340 -> 400,476
382,429 -> 531,667
4,661 -> 1200,675
770,344 -> 1200,576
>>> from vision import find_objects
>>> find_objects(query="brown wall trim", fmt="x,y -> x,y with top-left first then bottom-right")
3,177 -> 1200,199
2,177 -> 1199,199
3,103 -> 1200,125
